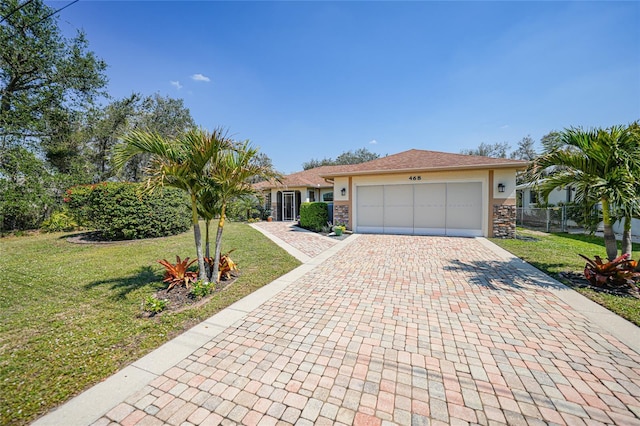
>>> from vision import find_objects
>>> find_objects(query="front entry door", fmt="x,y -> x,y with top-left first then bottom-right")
283,191 -> 296,221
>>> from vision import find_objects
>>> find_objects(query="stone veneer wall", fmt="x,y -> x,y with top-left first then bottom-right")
334,204 -> 349,228
493,204 -> 516,238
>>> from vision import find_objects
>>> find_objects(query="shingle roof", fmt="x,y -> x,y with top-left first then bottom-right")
254,149 -> 529,190
320,149 -> 528,177
253,164 -> 355,190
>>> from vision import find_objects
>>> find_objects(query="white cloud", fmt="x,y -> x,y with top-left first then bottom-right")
369,139 -> 378,145
170,80 -> 183,90
500,124 -> 510,129
191,73 -> 211,82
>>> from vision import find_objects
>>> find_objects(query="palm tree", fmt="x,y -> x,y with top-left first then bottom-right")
619,122 -> 640,256
208,141 -> 280,282
112,128 -> 232,281
527,125 -> 640,261
197,187 -> 221,260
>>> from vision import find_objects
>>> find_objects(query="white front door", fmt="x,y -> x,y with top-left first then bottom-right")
282,191 -> 296,221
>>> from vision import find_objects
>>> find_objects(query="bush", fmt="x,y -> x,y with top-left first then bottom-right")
190,279 -> 215,299
0,146 -> 55,231
64,184 -> 95,226
40,211 -> 78,232
299,202 -> 329,232
142,295 -> 168,314
226,196 -> 261,222
565,202 -> 601,233
66,182 -> 190,240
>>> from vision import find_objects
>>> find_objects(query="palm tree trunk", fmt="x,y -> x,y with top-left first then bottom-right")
622,215 -> 633,256
205,218 -> 212,281
205,218 -> 211,259
213,203 -> 226,283
191,193 -> 206,281
601,198 -> 618,261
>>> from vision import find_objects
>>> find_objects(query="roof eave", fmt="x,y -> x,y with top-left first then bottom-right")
320,162 -> 529,178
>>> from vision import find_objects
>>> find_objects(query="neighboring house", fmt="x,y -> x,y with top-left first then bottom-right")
515,181 -> 575,209
257,149 -> 527,238
516,180 -> 640,236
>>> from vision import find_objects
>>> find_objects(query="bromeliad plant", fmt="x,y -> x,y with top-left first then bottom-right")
580,253 -> 640,289
158,256 -> 198,290
205,249 -> 238,282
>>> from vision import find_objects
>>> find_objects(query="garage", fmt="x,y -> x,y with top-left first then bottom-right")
356,182 -> 483,237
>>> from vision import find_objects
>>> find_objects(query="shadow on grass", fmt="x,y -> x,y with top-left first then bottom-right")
549,232 -> 640,251
444,257 -> 567,291
85,266 -> 164,299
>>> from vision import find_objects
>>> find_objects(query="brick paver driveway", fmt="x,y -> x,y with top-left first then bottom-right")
93,234 -> 640,425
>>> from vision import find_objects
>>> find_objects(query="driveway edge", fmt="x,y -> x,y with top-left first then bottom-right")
477,237 -> 640,355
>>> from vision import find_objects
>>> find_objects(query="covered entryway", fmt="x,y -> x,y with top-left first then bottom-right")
276,190 -> 302,222
356,182 -> 483,236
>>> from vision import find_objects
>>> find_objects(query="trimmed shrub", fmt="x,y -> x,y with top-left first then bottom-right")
64,184 -> 95,226
40,211 -> 78,232
300,202 -> 329,232
66,182 -> 190,240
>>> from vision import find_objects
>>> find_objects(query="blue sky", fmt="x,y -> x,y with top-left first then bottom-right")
51,1 -> 640,174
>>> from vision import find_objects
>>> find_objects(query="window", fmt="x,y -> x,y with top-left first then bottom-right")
323,192 -> 333,202
308,190 -> 315,202
529,190 -> 539,205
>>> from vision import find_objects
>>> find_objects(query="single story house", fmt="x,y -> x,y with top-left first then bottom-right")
256,149 -> 528,238
515,181 -> 575,208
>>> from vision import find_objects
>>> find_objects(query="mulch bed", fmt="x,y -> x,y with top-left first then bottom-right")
140,272 -> 240,317
558,271 -> 640,299
66,231 -> 172,245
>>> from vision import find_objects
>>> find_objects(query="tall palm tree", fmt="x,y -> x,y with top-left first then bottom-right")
112,128 -> 232,281
619,122 -> 640,256
208,141 -> 280,282
527,125 -> 640,261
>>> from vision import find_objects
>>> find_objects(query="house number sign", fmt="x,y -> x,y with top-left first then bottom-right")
409,176 -> 422,181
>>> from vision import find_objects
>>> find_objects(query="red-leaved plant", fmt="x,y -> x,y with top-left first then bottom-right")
158,256 -> 198,291
580,253 -> 640,289
204,249 -> 238,282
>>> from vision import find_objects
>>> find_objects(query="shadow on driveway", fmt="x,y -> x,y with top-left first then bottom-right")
445,256 -> 568,292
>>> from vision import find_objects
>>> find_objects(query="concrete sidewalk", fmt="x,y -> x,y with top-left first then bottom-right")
34,228 -> 640,426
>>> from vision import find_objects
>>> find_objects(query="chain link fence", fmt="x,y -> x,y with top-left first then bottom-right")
516,206 -> 565,232
516,205 -> 598,233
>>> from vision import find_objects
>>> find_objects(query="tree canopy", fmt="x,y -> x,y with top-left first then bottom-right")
302,148 -> 380,170
0,0 -> 107,148
460,142 -> 510,158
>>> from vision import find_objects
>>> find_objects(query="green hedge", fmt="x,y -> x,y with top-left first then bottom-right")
66,182 -> 190,240
64,184 -> 94,226
299,202 -> 329,232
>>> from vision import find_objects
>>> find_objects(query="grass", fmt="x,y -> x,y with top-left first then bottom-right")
490,228 -> 640,327
0,222 -> 300,426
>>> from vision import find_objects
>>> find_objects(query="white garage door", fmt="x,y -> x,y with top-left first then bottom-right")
356,182 -> 483,237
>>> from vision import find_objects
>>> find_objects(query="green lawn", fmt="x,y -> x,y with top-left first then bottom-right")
490,228 -> 640,327
0,222 -> 299,426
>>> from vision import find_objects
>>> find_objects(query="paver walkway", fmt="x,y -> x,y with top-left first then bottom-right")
35,232 -> 640,426
251,222 -> 338,261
